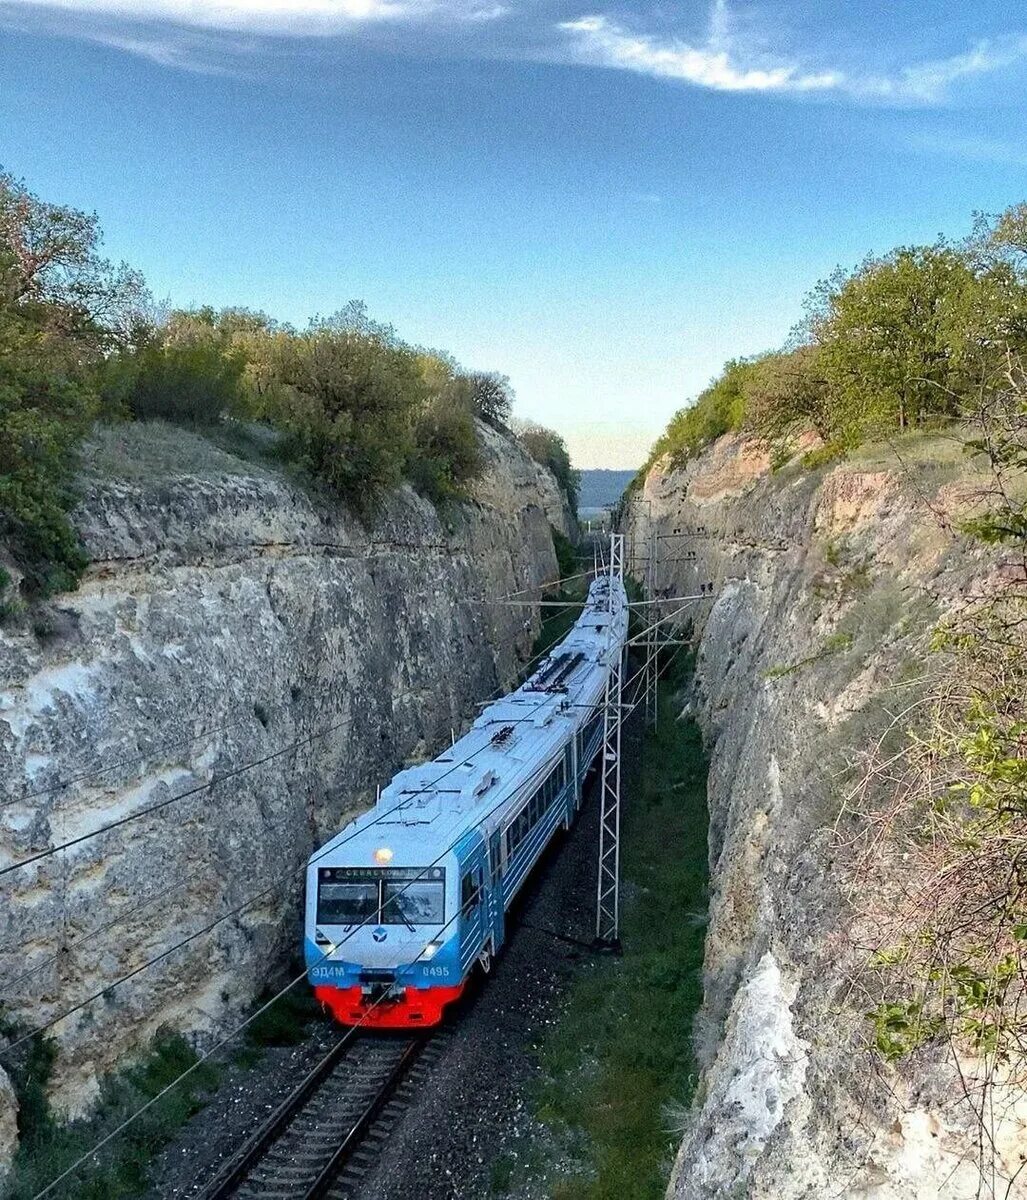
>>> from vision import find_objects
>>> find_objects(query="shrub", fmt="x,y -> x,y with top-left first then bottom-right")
0,170 -> 150,597
661,357 -> 755,465
263,309 -> 424,506
800,440 -> 847,470
550,525 -> 577,580
845,358 -> 1027,1184
0,285 -> 94,596
5,1029 -> 218,1200
516,422 -> 579,516
746,345 -> 832,442
0,171 -> 510,581
466,370 -> 513,428
409,387 -> 482,504
643,203 -> 1027,473
117,317 -> 247,425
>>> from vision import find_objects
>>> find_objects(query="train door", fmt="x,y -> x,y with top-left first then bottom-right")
566,739 -> 573,825
487,830 -> 505,951
459,856 -> 488,972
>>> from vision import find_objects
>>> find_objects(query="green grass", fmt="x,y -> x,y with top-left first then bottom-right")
533,657 -> 710,1199
80,419 -> 283,484
4,984 -> 318,1197
242,984 -> 321,1050
5,1030 -> 219,1200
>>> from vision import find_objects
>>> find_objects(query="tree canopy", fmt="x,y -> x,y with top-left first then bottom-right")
642,205 -> 1027,477
515,421 -> 579,515
0,171 -> 150,598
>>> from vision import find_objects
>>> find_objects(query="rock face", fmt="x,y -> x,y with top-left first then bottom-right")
625,434 -> 1026,1199
0,420 -> 569,1121
0,1070 -> 15,1187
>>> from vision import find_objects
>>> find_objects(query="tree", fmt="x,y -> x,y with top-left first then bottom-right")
466,371 -> 513,428
0,169 -> 149,346
409,388 -> 482,504
0,173 -> 150,599
810,245 -> 985,436
650,357 -> 758,468
745,345 -> 833,442
116,313 -> 248,425
0,290 -> 92,596
269,313 -> 423,505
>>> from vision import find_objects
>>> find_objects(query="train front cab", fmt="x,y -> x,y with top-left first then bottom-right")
309,854 -> 466,1029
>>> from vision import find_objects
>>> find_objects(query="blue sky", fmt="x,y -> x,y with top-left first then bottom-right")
2,1 -> 1026,466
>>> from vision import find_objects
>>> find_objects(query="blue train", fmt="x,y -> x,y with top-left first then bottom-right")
304,573 -> 629,1027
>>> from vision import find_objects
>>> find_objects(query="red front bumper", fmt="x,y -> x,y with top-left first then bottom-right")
314,983 -> 466,1028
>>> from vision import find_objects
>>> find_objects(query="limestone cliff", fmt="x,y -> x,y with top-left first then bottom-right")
0,419 -> 567,1152
625,434 -> 1026,1199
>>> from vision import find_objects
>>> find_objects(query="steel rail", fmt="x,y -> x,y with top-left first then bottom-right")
308,1036 -> 425,1199
196,1035 -> 358,1199
195,1034 -> 425,1200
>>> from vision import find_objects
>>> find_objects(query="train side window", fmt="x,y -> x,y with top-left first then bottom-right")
461,871 -> 480,912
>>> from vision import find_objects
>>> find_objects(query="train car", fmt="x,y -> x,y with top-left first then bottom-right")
303,572 -> 628,1028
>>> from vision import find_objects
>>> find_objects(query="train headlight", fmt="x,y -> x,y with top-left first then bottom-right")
374,847 -> 394,865
419,941 -> 443,961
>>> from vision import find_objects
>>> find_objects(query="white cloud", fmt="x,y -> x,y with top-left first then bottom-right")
0,0 -> 488,31
559,5 -> 1027,103
558,13 -> 841,95
4,0 -> 1026,103
64,27 -> 255,71
857,40 -> 1027,102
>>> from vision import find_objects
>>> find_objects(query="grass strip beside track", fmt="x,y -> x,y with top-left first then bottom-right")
532,652 -> 710,1200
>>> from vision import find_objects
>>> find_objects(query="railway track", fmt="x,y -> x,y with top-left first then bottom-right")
196,1032 -> 438,1200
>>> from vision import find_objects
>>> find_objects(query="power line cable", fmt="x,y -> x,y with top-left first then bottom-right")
0,588 -> 602,982
9,717 -> 248,808
3,586 -> 629,1035
3,666 -> 587,1051
4,566 -> 593,811
2,571 -> 604,879
24,676 -> 609,1200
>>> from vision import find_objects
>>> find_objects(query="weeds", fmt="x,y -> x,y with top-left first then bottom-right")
5,1030 -> 219,1200
764,631 -> 853,679
243,984 -> 320,1049
843,352 -> 1027,1190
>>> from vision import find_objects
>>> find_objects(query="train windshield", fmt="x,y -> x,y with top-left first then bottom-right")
317,880 -> 378,925
316,867 -> 446,926
382,879 -> 444,925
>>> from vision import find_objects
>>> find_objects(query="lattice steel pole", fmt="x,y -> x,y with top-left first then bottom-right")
643,521 -> 659,729
596,532 -> 625,949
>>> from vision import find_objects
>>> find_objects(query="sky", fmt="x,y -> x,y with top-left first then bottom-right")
2,2 -> 1026,467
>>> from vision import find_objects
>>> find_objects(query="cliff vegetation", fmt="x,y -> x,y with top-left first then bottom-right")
0,170 -> 575,610
632,202 -> 1027,482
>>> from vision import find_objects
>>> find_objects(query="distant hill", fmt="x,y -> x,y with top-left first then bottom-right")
577,469 -> 635,513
